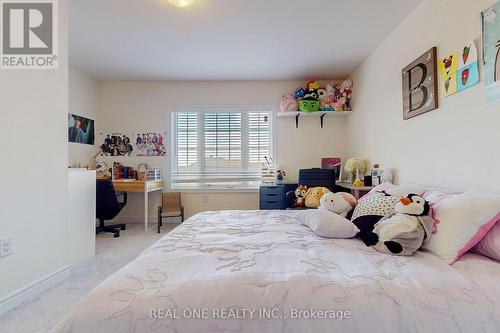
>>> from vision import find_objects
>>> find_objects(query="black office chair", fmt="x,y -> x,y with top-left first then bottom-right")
96,180 -> 127,238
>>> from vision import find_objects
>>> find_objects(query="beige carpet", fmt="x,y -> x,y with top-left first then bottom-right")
0,223 -> 176,333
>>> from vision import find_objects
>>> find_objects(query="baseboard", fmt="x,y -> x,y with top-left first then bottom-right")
0,265 -> 71,316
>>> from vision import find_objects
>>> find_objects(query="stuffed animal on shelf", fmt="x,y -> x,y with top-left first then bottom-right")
338,79 -> 353,111
305,187 -> 331,209
304,88 -> 318,100
332,96 -> 346,112
371,194 -> 434,256
307,80 -> 320,91
317,88 -> 327,100
280,94 -> 298,112
294,185 -> 308,208
318,88 -> 329,111
294,87 -> 306,100
319,192 -> 357,217
321,82 -> 338,111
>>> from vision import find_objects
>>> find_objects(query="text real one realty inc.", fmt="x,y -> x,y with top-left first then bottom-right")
150,308 -> 351,320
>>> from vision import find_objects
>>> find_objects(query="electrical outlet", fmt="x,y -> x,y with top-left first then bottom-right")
203,195 -> 208,203
0,237 -> 13,258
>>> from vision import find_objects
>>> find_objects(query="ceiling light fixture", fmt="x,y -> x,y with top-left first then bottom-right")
166,0 -> 196,8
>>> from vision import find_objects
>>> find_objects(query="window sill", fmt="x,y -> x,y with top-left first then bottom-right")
171,182 -> 260,193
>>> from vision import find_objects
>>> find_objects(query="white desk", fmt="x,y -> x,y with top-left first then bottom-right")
337,181 -> 375,200
111,179 -> 164,232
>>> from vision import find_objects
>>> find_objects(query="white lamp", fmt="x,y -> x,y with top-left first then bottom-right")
166,0 -> 196,8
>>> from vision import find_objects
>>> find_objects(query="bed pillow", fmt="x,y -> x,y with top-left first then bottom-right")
297,210 -> 359,238
422,189 -> 500,264
473,221 -> 500,261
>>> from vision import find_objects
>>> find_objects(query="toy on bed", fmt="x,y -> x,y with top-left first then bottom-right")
294,185 -> 308,208
305,187 -> 331,208
351,191 -> 402,246
371,194 -> 434,256
280,94 -> 298,112
319,192 -> 357,217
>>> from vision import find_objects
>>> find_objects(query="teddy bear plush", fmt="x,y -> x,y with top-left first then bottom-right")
305,187 -> 331,209
319,192 -> 357,217
371,194 -> 434,256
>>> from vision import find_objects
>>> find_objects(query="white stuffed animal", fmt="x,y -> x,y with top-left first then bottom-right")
319,192 -> 357,217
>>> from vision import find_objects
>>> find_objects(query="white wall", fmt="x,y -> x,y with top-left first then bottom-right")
348,0 -> 500,192
68,67 -> 99,167
97,81 -> 348,219
0,0 -> 69,300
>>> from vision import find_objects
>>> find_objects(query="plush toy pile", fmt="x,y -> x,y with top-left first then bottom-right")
350,191 -> 434,256
294,185 -> 435,257
280,80 -> 353,113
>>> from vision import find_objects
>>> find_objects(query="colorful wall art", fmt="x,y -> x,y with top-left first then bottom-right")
402,47 -> 439,120
439,41 -> 479,97
482,2 -> 500,103
99,132 -> 166,157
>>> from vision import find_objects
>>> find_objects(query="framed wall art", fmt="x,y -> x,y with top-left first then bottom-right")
402,47 -> 439,120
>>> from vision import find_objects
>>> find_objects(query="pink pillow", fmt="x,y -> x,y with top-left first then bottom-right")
474,221 -> 500,261
422,190 -> 500,264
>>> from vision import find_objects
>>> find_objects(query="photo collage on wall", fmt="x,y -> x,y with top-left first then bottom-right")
99,132 -> 166,157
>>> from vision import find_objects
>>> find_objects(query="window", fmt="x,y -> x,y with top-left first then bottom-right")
171,106 -> 273,189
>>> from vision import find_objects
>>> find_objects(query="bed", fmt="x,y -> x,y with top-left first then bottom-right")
53,210 -> 500,333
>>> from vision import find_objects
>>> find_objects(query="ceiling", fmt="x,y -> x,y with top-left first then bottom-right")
69,0 -> 421,81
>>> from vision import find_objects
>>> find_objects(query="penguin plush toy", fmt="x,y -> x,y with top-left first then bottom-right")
371,194 -> 434,256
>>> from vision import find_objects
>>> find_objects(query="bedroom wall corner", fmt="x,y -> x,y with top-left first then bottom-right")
0,0 -> 70,310
347,0 -> 500,192
68,68 -> 100,167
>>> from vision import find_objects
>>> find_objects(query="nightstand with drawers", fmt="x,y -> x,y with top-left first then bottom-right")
260,185 -> 286,210
259,184 -> 298,210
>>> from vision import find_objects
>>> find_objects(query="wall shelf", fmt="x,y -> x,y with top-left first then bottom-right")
276,111 -> 351,128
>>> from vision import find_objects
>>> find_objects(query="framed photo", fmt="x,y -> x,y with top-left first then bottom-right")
68,114 -> 95,145
402,47 -> 439,120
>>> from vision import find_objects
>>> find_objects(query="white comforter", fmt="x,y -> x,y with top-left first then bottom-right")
53,210 -> 500,333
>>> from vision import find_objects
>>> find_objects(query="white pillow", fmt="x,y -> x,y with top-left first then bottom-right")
422,189 -> 500,264
297,210 -> 359,238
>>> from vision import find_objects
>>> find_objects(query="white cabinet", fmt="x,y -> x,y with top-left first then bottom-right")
68,169 -> 96,264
